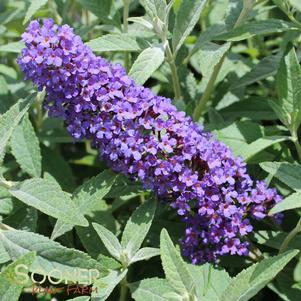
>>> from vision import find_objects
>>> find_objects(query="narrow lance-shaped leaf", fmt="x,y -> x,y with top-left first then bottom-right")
51,170 -> 117,240
129,247 -> 160,264
172,0 -> 208,54
23,0 -> 48,24
0,42 -> 25,53
92,269 -> 128,301
121,199 -> 156,259
130,277 -> 179,301
92,223 -> 122,261
0,230 -> 104,283
129,45 -> 165,85
0,252 -> 36,301
11,114 -> 42,177
260,162 -> 301,191
0,94 -> 36,164
160,229 -> 196,296
86,34 -> 143,52
9,178 -> 89,227
215,19 -> 298,42
222,250 -> 299,301
269,191 -> 301,215
139,0 -> 167,21
274,47 -> 301,131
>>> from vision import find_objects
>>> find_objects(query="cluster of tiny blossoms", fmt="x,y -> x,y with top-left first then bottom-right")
18,19 -> 282,264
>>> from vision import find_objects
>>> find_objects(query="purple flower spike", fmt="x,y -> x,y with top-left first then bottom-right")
18,19 -> 283,264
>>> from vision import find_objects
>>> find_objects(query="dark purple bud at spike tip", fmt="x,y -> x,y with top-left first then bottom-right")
18,19 -> 282,264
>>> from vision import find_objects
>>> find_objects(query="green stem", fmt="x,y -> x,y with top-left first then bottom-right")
279,218 -> 301,254
192,0 -> 255,121
193,54 -> 226,121
123,0 -> 130,72
291,131 -> 301,162
119,276 -> 128,301
166,44 -> 182,101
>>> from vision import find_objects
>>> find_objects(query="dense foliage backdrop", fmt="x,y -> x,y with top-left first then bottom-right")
0,0 -> 301,300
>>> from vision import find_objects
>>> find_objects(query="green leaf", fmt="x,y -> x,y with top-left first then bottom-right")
160,229 -> 195,296
220,98 -> 277,121
0,94 -> 35,164
0,41 -> 25,53
23,0 -> 48,24
92,223 -> 122,261
0,230 -> 104,283
129,247 -> 160,264
86,34 -> 143,52
92,269 -> 128,300
11,114 -> 41,177
289,0 -> 301,11
275,47 -> 301,131
139,0 -> 167,20
222,250 -> 299,301
9,178 -> 89,227
269,191 -> 301,215
215,19 -> 298,41
0,240 -> 10,264
130,278 -> 179,301
41,146 -> 76,192
0,252 -> 36,301
198,42 -> 231,78
121,200 -> 156,259
172,0 -> 208,54
254,231 -> 301,250
76,0 -> 112,19
232,53 -> 282,89
187,263 -> 231,301
129,46 -> 165,85
4,206 -> 38,232
239,136 -> 289,161
51,170 -> 117,240
260,162 -> 301,191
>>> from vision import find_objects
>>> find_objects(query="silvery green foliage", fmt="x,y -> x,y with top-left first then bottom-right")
0,0 -> 301,300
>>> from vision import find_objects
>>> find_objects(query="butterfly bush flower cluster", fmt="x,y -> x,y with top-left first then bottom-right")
18,19 -> 282,264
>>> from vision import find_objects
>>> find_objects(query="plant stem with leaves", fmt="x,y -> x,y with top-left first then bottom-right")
279,217 -> 301,253
119,275 -> 128,301
291,130 -> 301,162
193,0 -> 255,121
165,43 -> 182,101
123,0 -> 130,72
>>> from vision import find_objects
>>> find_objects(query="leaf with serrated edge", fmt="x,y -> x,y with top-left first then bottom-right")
0,94 -> 35,164
121,200 -> 156,259
9,178 -> 88,227
130,277 -> 180,301
0,251 -> 36,301
260,162 -> 301,191
269,191 -> 301,215
92,223 -> 122,260
276,47 -> 301,131
160,229 -> 195,296
222,250 -> 299,301
0,230 -> 104,283
129,46 -> 164,85
51,170 -> 117,240
11,114 -> 42,177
